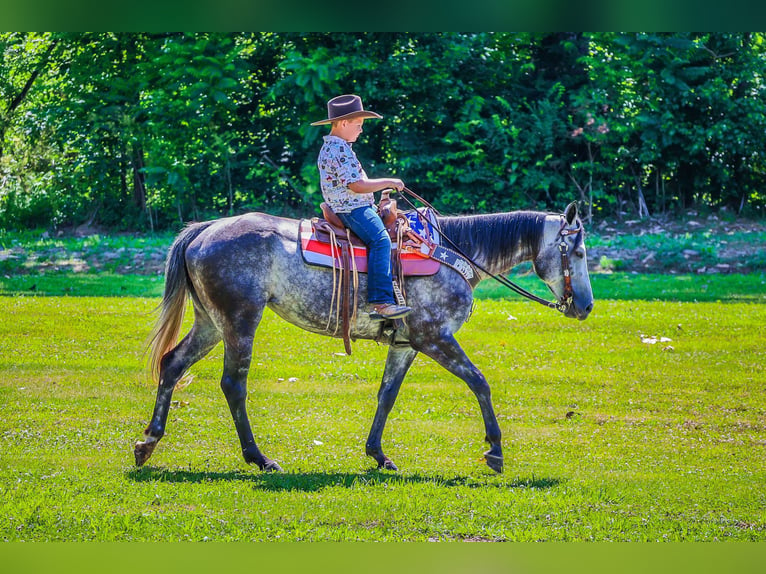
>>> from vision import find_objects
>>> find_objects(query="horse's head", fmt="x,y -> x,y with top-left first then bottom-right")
533,202 -> 594,320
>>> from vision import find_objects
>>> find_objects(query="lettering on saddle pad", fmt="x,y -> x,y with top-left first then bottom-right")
299,219 -> 440,277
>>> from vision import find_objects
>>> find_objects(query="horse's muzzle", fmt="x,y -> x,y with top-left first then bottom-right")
574,300 -> 594,320
563,298 -> 593,321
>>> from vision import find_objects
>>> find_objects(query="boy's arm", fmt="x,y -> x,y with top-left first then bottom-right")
348,177 -> 404,194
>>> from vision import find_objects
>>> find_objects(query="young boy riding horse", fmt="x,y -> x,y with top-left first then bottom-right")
312,94 -> 412,320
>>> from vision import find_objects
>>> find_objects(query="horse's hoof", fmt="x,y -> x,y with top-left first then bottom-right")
134,440 -> 157,467
367,447 -> 398,471
262,459 -> 283,472
380,458 -> 398,471
483,452 -> 504,473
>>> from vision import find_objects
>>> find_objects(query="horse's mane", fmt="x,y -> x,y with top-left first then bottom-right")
436,211 -> 546,268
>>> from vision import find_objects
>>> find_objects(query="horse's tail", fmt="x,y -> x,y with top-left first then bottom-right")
147,221 -> 214,383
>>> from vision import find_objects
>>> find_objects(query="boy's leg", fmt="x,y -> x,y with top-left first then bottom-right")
338,207 -> 412,319
338,206 -> 395,305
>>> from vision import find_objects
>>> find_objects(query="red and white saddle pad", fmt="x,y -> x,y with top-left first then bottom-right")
299,216 -> 441,277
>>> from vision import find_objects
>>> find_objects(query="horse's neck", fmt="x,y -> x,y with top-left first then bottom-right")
437,211 -> 546,276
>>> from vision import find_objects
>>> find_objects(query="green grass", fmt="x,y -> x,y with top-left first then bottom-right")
1,291 -> 765,541
0,272 -> 166,297
2,270 -> 765,302
475,270 -> 766,303
0,229 -> 174,256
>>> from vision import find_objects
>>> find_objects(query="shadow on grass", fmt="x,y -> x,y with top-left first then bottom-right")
126,466 -> 560,492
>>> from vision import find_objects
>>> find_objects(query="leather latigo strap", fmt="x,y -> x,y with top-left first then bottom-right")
340,243 -> 352,355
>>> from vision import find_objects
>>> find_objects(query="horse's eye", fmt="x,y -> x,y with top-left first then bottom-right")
575,249 -> 585,259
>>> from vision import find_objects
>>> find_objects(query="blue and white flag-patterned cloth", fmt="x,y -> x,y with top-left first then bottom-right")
403,208 -> 480,286
405,208 -> 440,245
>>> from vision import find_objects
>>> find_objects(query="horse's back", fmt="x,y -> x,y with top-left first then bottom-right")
182,213 -> 301,303
181,212 -> 358,332
187,212 -> 297,250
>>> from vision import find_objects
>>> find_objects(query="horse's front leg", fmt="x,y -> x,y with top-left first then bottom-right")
415,334 -> 503,473
366,346 -> 418,471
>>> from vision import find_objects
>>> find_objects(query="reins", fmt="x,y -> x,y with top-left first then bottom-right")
396,187 -> 576,314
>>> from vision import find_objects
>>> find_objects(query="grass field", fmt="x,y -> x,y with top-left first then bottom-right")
1,272 -> 765,541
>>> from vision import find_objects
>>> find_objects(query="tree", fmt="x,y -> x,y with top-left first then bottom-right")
2,33 -> 765,231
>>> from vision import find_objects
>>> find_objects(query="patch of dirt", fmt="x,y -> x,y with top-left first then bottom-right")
585,212 -> 766,274
0,243 -> 167,275
0,227 -> 169,276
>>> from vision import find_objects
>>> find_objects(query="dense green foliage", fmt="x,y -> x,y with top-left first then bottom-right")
2,33 -> 766,231
1,295 -> 764,541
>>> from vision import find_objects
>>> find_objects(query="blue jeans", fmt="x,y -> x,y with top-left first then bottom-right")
337,206 -> 395,305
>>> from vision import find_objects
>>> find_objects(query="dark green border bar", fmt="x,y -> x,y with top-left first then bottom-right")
0,0 -> 760,32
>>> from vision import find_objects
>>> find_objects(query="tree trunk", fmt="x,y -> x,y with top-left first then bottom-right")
132,146 -> 146,209
226,153 -> 234,216
637,178 -> 650,218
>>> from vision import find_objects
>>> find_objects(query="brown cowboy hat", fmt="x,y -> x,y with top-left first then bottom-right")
310,94 -> 383,126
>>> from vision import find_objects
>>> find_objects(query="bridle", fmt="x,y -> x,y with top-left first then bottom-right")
554,216 -> 582,313
397,187 -> 581,314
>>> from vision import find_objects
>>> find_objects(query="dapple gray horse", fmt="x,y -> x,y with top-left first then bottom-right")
134,202 -> 593,473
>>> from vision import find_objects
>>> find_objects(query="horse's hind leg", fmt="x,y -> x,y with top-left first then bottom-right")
366,346 -> 418,471
415,334 -> 503,473
134,314 -> 220,466
219,309 -> 282,472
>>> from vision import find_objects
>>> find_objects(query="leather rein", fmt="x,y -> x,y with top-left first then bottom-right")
397,187 -> 579,314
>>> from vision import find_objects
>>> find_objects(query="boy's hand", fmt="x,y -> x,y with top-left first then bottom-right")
388,178 -> 405,191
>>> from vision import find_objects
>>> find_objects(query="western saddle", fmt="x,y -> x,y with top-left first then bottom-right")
312,191 -> 432,354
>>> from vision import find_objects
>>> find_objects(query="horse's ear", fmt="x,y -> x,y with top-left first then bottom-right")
565,201 -> 578,225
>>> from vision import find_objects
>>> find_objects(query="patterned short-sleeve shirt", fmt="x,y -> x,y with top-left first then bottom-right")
317,135 -> 374,213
